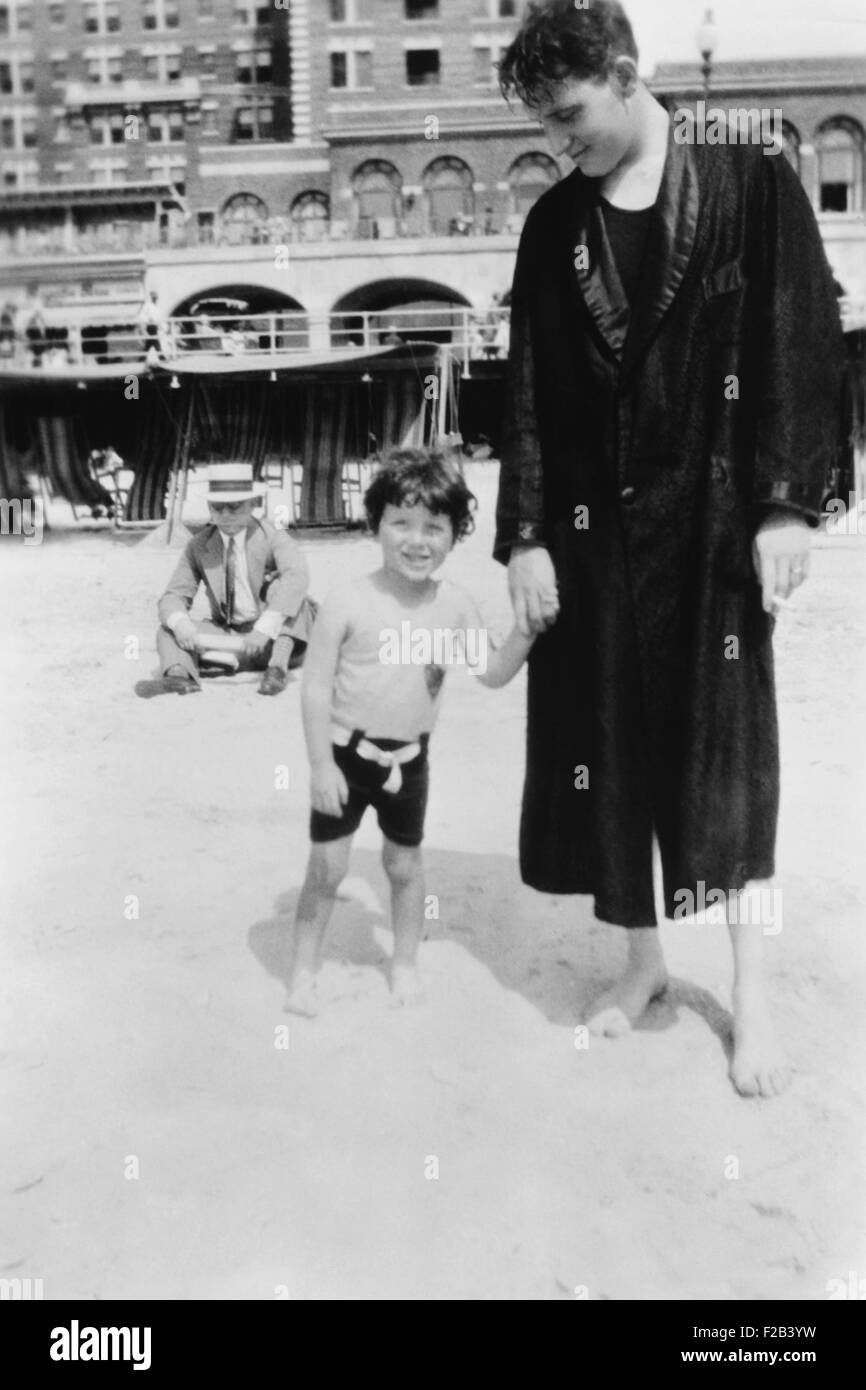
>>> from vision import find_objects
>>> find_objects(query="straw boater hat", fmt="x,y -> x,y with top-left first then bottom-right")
206,462 -> 262,503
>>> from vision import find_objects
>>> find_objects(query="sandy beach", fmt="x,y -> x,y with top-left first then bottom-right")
2,461 -> 864,1301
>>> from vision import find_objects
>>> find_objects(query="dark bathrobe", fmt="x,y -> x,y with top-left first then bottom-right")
495,128 -> 845,926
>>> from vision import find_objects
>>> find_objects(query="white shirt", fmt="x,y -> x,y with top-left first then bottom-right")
167,528 -> 284,640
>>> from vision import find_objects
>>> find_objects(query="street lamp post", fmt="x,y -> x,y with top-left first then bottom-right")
697,9 -> 719,99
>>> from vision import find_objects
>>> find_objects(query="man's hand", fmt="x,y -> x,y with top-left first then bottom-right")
310,760 -> 349,818
243,629 -> 272,659
507,544 -> 560,636
752,512 -> 811,615
173,616 -> 198,653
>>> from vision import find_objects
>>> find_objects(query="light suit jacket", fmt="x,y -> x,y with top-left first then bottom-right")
157,518 -> 309,628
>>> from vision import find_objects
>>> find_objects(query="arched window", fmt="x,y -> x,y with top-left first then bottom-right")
816,118 -> 864,213
508,151 -> 560,219
780,121 -> 801,177
291,190 -> 330,242
220,192 -> 270,245
422,156 -> 474,236
352,159 -> 402,237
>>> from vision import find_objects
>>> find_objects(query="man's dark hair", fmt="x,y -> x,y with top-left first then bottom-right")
499,0 -> 639,108
364,448 -> 476,541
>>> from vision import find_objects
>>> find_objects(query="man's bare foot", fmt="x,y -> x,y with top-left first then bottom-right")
586,960 -> 669,1037
285,968 -> 318,1018
390,964 -> 425,1008
731,992 -> 791,1097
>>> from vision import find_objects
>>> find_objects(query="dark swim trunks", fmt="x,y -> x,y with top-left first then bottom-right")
309,732 -> 430,848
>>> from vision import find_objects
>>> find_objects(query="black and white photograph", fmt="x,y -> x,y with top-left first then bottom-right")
1,0 -> 865,1325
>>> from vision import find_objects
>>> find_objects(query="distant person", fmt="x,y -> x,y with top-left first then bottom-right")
152,463 -> 316,697
285,449 -> 533,1017
380,323 -> 404,346
138,289 -> 161,355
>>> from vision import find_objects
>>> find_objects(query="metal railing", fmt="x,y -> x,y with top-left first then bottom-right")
0,305 -> 512,372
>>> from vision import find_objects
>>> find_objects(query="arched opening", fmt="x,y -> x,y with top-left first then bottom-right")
508,151 -> 561,222
816,118 -> 865,213
331,277 -> 471,348
291,190 -> 330,242
352,159 -> 403,239
220,192 -> 270,246
169,284 -> 309,353
422,156 -> 475,235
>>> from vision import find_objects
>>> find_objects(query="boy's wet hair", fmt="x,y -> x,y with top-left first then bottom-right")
499,0 -> 639,109
364,448 -> 476,542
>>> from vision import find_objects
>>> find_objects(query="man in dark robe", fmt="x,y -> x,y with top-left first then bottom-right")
495,0 -> 844,1096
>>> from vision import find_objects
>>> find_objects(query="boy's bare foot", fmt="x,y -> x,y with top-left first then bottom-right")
586,960 -> 669,1036
285,969 -> 318,1018
390,964 -> 425,1008
731,992 -> 791,1097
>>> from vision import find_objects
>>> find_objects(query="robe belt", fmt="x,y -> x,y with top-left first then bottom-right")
331,724 -> 425,793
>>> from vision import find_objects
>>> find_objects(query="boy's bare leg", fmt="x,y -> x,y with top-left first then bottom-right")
586,926 -> 669,1036
286,836 -> 352,1016
729,880 -> 790,1098
382,839 -> 425,1006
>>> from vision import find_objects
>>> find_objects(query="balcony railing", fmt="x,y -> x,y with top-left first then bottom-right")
0,306 -> 512,375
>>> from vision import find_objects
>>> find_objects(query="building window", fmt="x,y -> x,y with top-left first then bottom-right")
108,54 -> 123,82
17,4 -> 33,30
406,0 -> 438,17
147,154 -> 186,191
90,156 -> 127,185
0,117 -> 14,149
147,108 -> 185,142
0,63 -> 12,95
221,191 -> 269,242
329,0 -> 347,20
0,8 -> 8,38
105,2 -> 120,32
49,3 -> 65,24
198,48 -> 216,76
198,0 -> 214,15
423,154 -> 474,233
236,48 -> 272,84
20,60 -> 34,93
352,158 -> 402,235
473,37 -> 510,85
508,150 -> 560,217
165,1 -> 179,27
50,56 -> 69,82
143,0 -> 157,29
330,51 -> 347,88
53,114 -> 70,142
233,101 -> 273,141
83,3 -> 99,32
478,0 -> 515,14
817,119 -> 864,213
406,49 -> 440,86
291,190 -> 330,241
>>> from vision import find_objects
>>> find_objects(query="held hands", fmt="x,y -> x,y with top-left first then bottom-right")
507,544 -> 560,636
173,616 -> 198,653
310,760 -> 349,818
752,513 -> 811,615
242,629 -> 272,659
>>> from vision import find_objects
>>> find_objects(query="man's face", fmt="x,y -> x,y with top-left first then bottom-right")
208,498 -> 257,535
535,71 -> 635,179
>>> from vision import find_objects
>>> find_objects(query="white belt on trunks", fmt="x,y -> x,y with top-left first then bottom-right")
331,724 -> 422,793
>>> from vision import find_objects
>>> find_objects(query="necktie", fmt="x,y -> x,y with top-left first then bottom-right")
225,536 -> 236,627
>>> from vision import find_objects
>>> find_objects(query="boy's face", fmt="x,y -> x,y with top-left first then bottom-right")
535,68 -> 636,179
378,501 -> 454,584
208,498 -> 257,535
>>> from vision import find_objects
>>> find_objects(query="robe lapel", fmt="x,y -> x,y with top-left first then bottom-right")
567,178 -> 631,361
621,130 -> 700,379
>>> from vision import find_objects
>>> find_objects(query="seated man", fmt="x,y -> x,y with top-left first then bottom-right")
155,462 -> 315,696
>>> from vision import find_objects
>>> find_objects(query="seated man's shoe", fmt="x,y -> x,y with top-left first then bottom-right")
163,666 -> 200,695
258,666 -> 289,696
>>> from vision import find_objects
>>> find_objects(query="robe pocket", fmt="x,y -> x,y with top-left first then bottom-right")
703,260 -> 747,343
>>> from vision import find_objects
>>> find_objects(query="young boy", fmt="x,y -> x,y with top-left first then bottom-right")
286,449 -> 532,1016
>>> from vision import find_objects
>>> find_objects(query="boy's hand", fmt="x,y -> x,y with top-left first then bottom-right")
310,760 -> 349,817
507,544 -> 559,635
173,616 -> 198,653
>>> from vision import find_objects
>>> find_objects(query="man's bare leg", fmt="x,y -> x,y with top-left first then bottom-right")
286,836 -> 352,1016
729,880 -> 790,1097
381,839 -> 425,1006
586,926 -> 669,1036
